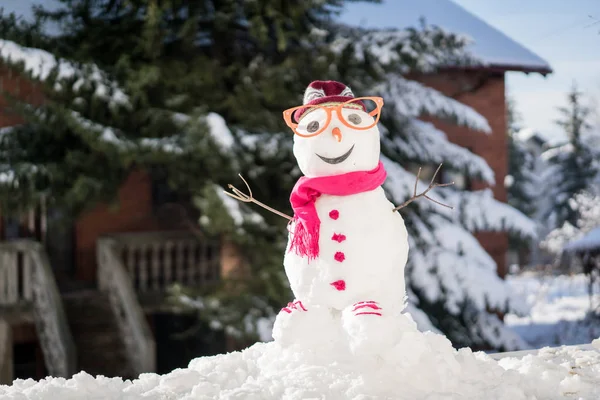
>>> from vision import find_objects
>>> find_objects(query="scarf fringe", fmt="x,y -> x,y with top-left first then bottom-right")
290,217 -> 319,260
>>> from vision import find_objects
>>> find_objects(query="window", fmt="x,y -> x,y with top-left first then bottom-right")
405,163 -> 440,183
441,169 -> 471,191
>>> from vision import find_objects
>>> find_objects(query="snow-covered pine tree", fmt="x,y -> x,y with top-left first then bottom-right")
543,190 -> 600,257
505,97 -> 541,268
539,84 -> 599,231
506,97 -> 539,218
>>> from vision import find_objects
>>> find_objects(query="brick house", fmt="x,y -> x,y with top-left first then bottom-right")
0,1 -> 551,383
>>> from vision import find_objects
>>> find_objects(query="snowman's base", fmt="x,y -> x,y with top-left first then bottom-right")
3,315 -> 600,399
272,300 -> 415,357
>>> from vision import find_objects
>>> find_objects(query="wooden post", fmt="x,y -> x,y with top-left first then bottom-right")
0,319 -> 13,385
219,237 -> 248,280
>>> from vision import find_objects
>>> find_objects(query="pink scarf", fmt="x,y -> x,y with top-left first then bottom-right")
289,161 -> 387,260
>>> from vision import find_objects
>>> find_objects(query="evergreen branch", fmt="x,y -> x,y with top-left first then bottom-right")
225,174 -> 293,221
392,163 -> 454,212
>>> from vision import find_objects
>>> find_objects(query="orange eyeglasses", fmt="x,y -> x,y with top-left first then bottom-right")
282,96 -> 384,138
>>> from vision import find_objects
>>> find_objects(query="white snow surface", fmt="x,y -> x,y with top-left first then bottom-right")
339,0 -> 552,73
506,272 -> 600,349
3,313 -> 600,399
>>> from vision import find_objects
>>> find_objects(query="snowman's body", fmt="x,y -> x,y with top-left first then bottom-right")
284,187 -> 408,313
272,81 -> 413,352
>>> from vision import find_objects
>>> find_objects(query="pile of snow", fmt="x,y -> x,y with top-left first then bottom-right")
506,272 -> 600,349
3,314 -> 600,399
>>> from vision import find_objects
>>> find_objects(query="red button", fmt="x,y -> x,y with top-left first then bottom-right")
332,233 -> 346,243
334,252 -> 345,262
329,210 -> 339,220
330,280 -> 346,291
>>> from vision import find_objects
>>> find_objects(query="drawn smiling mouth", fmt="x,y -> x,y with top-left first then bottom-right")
316,144 -> 355,165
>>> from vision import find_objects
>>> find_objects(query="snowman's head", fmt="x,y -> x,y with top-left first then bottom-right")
283,81 -> 383,177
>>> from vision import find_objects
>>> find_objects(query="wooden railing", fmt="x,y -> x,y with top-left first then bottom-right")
97,238 -> 156,375
0,240 -> 76,378
0,242 -> 33,307
0,319 -> 12,385
107,231 -> 221,293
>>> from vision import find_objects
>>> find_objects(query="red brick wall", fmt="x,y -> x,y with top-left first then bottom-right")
0,65 -> 44,127
410,70 -> 509,277
0,66 -> 46,237
75,170 -> 160,282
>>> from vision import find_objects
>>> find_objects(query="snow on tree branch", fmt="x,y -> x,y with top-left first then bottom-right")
382,120 -> 495,184
70,112 -> 185,153
332,24 -> 475,73
410,217 -> 529,317
0,39 -> 128,106
453,189 -> 538,239
376,75 -> 491,132
174,112 -> 235,151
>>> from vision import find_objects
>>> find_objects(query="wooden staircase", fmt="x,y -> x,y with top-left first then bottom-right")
62,290 -> 135,379
0,230 -> 220,382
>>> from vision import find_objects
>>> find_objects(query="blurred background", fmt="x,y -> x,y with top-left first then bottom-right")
0,0 -> 598,384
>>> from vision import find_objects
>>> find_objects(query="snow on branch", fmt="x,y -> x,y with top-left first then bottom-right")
174,112 -> 235,151
377,75 -> 491,132
332,24 -> 475,73
383,120 -> 495,184
69,110 -> 235,155
71,112 -> 184,154
454,189 -> 537,239
410,218 -> 529,317
0,39 -> 128,106
204,113 -> 235,149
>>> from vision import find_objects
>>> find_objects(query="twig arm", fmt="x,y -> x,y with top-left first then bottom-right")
392,163 -> 454,212
224,174 -> 293,221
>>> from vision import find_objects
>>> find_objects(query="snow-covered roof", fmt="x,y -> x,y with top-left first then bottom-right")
563,227 -> 600,253
339,0 -> 552,75
515,128 -> 545,143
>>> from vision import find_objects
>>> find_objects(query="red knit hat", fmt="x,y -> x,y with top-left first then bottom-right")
293,80 -> 365,121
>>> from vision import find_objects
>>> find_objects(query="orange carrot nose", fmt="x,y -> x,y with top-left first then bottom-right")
332,127 -> 342,142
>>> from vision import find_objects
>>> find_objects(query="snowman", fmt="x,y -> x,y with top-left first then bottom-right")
226,81 -> 451,354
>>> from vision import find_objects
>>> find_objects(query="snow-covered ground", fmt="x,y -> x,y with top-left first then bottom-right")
506,272 -> 600,349
3,273 -> 600,399
3,312 -> 600,399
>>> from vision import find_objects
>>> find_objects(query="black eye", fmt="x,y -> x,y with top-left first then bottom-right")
307,121 -> 320,133
348,114 -> 362,125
